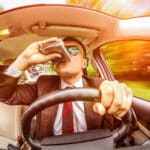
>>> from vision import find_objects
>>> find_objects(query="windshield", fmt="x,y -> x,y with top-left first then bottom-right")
100,40 -> 150,100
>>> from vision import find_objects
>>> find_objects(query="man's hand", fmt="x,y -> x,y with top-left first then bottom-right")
11,38 -> 62,71
93,80 -> 133,119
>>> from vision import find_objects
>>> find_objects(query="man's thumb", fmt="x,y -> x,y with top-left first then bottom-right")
93,102 -> 106,116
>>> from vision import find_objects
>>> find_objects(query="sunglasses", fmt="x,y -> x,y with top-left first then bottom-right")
65,46 -> 80,56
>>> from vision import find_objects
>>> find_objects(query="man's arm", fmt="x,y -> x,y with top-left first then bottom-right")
0,37 -> 62,105
0,70 -> 37,105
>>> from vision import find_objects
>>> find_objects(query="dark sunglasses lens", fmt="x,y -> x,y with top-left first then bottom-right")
66,46 -> 79,56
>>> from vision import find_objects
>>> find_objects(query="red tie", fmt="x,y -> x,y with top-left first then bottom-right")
62,87 -> 74,134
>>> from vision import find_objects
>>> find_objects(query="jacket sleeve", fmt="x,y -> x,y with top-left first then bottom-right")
0,71 -> 37,105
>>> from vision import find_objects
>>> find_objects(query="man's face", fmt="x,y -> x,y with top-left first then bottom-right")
55,39 -> 87,77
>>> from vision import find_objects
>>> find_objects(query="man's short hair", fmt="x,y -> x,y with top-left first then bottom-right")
63,37 -> 86,57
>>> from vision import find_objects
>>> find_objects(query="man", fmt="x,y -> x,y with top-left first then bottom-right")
0,37 -> 132,139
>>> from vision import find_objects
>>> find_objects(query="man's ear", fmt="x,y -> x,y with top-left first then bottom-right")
82,57 -> 88,69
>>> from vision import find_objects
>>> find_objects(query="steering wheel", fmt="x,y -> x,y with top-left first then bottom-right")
22,88 -> 132,149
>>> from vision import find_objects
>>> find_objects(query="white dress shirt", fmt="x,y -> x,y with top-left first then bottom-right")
53,78 -> 87,135
4,66 -> 22,77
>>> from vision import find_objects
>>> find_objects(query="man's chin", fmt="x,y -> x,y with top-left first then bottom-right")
59,72 -> 73,77
56,70 -> 72,76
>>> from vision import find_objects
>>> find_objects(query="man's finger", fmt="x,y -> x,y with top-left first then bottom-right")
40,37 -> 58,44
100,80 -> 114,108
107,81 -> 123,115
38,37 -> 58,49
111,84 -> 133,118
93,102 -> 106,116
112,83 -> 128,117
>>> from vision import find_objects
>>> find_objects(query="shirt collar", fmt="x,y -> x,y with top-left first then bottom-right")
61,78 -> 83,89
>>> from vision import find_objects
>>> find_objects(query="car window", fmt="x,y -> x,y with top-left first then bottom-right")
17,59 -> 97,83
100,40 -> 150,100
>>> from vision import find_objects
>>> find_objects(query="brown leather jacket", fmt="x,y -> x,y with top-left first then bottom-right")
0,72 -> 120,139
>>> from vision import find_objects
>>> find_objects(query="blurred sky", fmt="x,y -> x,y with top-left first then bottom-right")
0,0 -> 66,11
1,0 -> 150,18
68,0 -> 150,18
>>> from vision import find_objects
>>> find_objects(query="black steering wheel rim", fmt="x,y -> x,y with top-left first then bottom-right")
21,88 -> 130,149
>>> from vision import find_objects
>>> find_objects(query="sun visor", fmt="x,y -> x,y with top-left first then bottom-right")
31,25 -> 101,45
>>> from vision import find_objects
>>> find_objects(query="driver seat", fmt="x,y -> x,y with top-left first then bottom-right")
0,102 -> 25,149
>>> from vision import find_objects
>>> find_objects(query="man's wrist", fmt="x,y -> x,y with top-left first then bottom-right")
11,56 -> 29,71
4,66 -> 23,78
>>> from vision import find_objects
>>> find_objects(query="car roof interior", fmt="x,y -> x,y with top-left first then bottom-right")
0,4 -> 150,60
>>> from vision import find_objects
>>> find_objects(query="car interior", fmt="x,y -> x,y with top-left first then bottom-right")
0,4 -> 150,150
